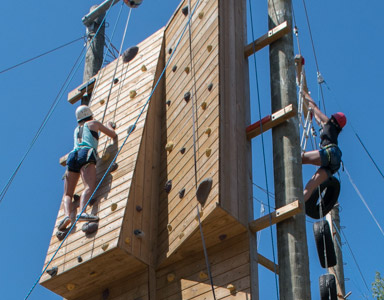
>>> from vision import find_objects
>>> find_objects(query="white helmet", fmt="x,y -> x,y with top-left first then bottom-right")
123,0 -> 143,8
75,105 -> 93,122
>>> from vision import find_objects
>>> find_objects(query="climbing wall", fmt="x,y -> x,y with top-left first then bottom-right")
40,28 -> 165,299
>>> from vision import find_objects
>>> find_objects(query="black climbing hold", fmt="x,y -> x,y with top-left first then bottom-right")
319,274 -> 337,300
102,288 -> 110,300
127,124 -> 136,134
110,122 -> 116,129
196,177 -> 213,207
56,229 -> 69,241
122,46 -> 139,63
184,92 -> 191,103
219,234 -> 227,241
113,78 -> 119,84
208,83 -> 213,91
182,5 -> 189,16
180,147 -> 186,154
306,176 -> 340,219
166,100 -> 171,106
134,229 -> 144,238
73,194 -> 80,202
313,220 -> 337,268
136,205 -> 143,212
164,180 -> 172,193
168,48 -> 173,54
110,162 -> 118,173
46,266 -> 58,277
172,65 -> 177,72
179,188 -> 185,199
82,222 -> 99,234
77,256 -> 83,263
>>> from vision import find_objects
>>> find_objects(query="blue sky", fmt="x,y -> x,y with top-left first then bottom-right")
0,0 -> 383,299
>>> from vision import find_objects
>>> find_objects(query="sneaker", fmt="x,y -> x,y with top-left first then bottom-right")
57,216 -> 71,231
77,213 -> 99,222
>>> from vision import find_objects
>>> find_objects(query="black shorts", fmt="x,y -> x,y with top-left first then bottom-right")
66,148 -> 97,173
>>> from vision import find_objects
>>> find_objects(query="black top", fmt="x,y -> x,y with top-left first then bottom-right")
320,117 -> 341,148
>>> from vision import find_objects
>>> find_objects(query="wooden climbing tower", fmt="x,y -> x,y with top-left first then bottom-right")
40,0 -> 311,299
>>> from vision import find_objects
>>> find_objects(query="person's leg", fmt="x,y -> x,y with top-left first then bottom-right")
303,168 -> 329,202
60,170 -> 80,229
302,150 -> 322,166
79,163 -> 97,213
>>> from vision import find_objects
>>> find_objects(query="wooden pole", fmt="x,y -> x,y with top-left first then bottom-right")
83,5 -> 105,105
268,0 -> 312,299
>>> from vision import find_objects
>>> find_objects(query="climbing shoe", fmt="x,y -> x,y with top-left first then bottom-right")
57,216 -> 71,231
77,213 -> 99,222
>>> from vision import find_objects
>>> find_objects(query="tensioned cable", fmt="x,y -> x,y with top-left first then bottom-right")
0,36 -> 85,75
343,165 -> 384,237
248,0 -> 279,298
24,3 -> 201,298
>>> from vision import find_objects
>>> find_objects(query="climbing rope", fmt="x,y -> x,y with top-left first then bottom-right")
248,0 -> 279,298
24,1 -> 202,298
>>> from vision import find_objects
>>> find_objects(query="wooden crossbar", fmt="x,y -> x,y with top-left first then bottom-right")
244,21 -> 291,57
59,154 -> 68,166
258,253 -> 279,274
249,200 -> 302,233
246,104 -> 296,139
68,77 -> 96,104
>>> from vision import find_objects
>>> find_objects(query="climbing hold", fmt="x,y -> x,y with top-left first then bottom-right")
111,203 -> 118,211
205,127 -> 211,136
179,147 -> 186,154
208,83 -> 213,91
127,124 -> 136,134
136,205 -> 143,212
110,122 -> 116,129
66,283 -> 76,291
164,180 -> 172,193
82,222 -> 99,234
77,256 -> 83,263
184,66 -> 190,74
195,210 -> 204,221
205,148 -> 212,157
196,177 -> 213,206
166,100 -> 171,106
198,12 -> 204,19
313,220 -> 337,268
219,234 -> 227,241
101,152 -> 110,161
46,266 -> 58,277
172,65 -> 177,72
122,46 -> 139,63
110,162 -> 118,172
179,232 -> 184,239
113,78 -> 119,84
101,243 -> 109,251
319,274 -> 337,300
201,101 -> 207,110
134,229 -> 145,238
179,188 -> 185,198
207,45 -> 213,52
89,271 -> 98,277
168,48 -> 173,55
129,90 -> 137,98
141,64 -> 147,72
100,99 -> 105,105
125,237 -> 131,245
102,288 -> 110,300
165,142 -> 174,152
167,273 -> 175,282
123,0 -> 143,8
182,6 -> 189,16
167,224 -> 173,232
227,284 -> 236,294
56,229 -> 68,241
199,271 -> 208,280
184,92 -> 191,103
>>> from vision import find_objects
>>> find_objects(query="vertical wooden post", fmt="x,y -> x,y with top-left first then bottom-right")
83,5 -> 105,105
327,206 -> 346,297
268,0 -> 311,299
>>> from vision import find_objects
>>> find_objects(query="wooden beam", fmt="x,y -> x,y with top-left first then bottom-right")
258,253 -> 279,274
246,104 -> 296,139
59,153 -> 68,166
249,200 -> 302,233
244,21 -> 290,57
68,77 -> 96,104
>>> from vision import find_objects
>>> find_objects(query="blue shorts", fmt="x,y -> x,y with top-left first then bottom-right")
66,148 -> 97,173
319,145 -> 342,176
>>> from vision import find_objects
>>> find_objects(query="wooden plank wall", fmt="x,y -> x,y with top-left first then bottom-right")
40,28 -> 164,295
157,0 -> 221,266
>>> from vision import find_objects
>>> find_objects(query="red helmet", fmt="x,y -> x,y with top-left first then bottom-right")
332,112 -> 346,128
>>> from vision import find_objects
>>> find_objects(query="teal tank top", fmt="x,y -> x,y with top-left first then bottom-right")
73,123 -> 99,153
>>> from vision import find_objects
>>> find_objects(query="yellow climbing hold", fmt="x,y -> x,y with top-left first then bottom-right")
201,101 -> 207,110
205,148 -> 212,157
167,224 -> 173,232
124,237 -> 131,245
179,232 -> 184,239
66,283 -> 76,291
130,90 -> 137,99
205,128 -> 211,136
227,284 -> 236,292
101,152 -> 110,161
99,99 -> 105,105
184,66 -> 190,74
199,271 -> 208,280
195,210 -> 204,221
101,243 -> 109,251
111,203 -> 118,211
141,65 -> 147,72
167,273 -> 175,282
165,141 -> 174,152
198,12 -> 204,19
207,45 -> 213,52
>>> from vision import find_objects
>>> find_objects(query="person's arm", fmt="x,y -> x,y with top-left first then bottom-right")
90,121 -> 117,139
302,91 -> 329,125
